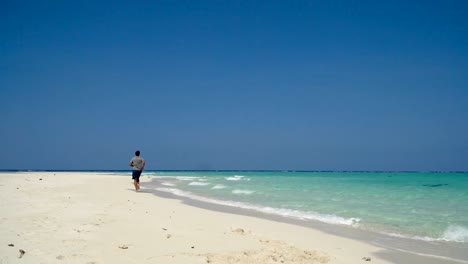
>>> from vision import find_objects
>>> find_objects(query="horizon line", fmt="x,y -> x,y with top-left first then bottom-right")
1,169 -> 467,173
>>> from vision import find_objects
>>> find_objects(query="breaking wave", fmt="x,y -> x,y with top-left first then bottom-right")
155,187 -> 361,227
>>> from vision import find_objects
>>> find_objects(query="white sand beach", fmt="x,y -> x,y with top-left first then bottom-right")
0,172 -> 460,264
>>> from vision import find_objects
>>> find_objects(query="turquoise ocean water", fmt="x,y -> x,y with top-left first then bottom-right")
139,171 -> 467,244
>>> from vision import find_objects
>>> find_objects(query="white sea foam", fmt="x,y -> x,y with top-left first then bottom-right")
188,182 -> 210,186
161,182 -> 176,186
156,175 -> 195,178
225,176 -> 243,181
155,187 -> 360,227
441,225 -> 468,242
212,184 -> 227,189
176,176 -> 201,181
232,189 -> 255,195
225,175 -> 250,181
384,225 -> 468,243
384,232 -> 436,242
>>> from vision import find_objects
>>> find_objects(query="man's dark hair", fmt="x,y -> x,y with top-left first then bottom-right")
135,150 -> 140,156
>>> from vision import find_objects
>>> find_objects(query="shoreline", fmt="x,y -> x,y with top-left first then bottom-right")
1,172 -> 466,264
146,177 -> 468,264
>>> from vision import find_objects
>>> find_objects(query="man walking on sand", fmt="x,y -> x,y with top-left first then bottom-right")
129,150 -> 145,191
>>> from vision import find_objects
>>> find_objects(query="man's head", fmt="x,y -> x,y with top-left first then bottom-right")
135,150 -> 140,156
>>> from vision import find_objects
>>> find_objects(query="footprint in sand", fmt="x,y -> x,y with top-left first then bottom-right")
202,242 -> 330,264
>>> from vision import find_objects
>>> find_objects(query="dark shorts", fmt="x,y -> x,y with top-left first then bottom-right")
132,170 -> 142,181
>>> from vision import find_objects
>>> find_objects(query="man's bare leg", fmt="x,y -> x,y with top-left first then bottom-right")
134,179 -> 139,191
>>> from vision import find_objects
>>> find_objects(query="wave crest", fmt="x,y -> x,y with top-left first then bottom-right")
232,189 -> 255,195
188,182 -> 210,186
225,175 -> 250,181
384,225 -> 468,243
176,176 -> 202,181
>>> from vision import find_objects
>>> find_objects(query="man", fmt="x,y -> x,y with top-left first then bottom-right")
129,150 -> 145,191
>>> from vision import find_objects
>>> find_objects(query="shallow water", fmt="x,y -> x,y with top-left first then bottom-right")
134,171 -> 468,244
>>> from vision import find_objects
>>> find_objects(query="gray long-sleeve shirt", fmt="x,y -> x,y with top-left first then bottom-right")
130,156 -> 144,171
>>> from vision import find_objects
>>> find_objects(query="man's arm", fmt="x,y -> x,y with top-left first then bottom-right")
142,159 -> 146,170
129,160 -> 133,167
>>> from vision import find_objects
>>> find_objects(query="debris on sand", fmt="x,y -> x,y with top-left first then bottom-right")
8,244 -> 14,247
231,228 -> 245,234
362,257 -> 371,261
19,249 -> 26,258
119,245 -> 129,249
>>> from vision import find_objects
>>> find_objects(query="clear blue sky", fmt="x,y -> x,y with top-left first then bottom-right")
1,0 -> 467,171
